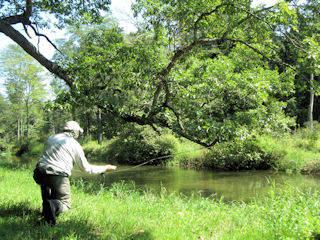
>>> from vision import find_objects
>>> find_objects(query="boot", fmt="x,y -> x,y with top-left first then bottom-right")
43,199 -> 62,225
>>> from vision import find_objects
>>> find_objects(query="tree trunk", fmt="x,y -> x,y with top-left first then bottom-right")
86,113 -> 91,139
308,73 -> 314,130
17,119 -> 20,144
26,99 -> 30,138
97,108 -> 102,145
20,118 -> 24,140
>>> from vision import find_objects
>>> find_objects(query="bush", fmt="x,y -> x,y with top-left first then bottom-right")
173,140 -> 208,169
0,139 -> 9,152
82,140 -> 115,163
14,140 -> 30,156
13,140 -> 44,157
105,124 -> 178,165
27,142 -> 44,157
256,125 -> 320,173
202,139 -> 273,170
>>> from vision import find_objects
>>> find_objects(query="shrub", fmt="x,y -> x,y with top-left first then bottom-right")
256,126 -> 320,173
27,142 -> 44,157
14,140 -> 30,156
202,139 -> 273,170
0,139 -> 9,152
105,124 -> 178,165
82,140 -> 115,163
173,140 -> 208,169
12,139 -> 44,157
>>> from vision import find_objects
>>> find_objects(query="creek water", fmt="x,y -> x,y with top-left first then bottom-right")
5,155 -> 320,202
72,164 -> 320,202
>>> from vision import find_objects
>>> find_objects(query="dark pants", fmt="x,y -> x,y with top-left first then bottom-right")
33,168 -> 71,213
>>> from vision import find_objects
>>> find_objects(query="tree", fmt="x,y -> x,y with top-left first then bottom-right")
274,0 -> 320,127
0,94 -> 9,148
1,0 -> 300,146
0,0 -> 111,86
0,44 -> 47,142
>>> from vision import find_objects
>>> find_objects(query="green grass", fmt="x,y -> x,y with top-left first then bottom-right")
1,158 -> 320,239
169,139 -> 208,168
256,130 -> 320,173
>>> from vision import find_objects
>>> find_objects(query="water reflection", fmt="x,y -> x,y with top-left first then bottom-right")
72,165 -> 320,202
3,155 -> 320,202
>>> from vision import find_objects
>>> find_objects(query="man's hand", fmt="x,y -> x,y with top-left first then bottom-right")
105,165 -> 117,172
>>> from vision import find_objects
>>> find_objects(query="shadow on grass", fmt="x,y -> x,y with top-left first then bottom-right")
0,201 -> 35,217
0,202 -> 104,239
0,202 -> 154,239
0,161 -> 20,171
124,231 -> 154,240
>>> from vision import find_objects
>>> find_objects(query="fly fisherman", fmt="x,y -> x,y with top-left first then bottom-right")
33,121 -> 117,225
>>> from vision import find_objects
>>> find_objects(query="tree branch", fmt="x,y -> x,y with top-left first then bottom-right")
224,38 -> 296,70
194,3 -> 233,41
0,22 -> 73,87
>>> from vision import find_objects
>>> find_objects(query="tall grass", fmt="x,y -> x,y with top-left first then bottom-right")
169,139 -> 208,168
1,157 -> 320,239
256,125 -> 320,173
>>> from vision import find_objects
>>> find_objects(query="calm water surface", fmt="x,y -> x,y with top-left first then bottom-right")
6,156 -> 320,201
72,164 -> 320,201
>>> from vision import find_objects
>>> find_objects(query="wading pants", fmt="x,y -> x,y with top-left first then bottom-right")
33,168 -> 71,213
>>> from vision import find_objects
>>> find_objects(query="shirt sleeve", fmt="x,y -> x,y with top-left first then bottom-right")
73,141 -> 108,174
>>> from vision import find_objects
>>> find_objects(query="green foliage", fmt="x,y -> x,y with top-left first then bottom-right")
13,139 -> 44,158
175,123 -> 320,173
169,53 -> 295,143
200,139 -> 273,171
256,123 -> 320,173
48,0 -> 298,147
170,140 -> 208,168
0,0 -> 111,29
0,139 -> 9,152
26,142 -> 44,158
0,44 -> 48,143
82,140 -> 114,163
105,125 -> 177,165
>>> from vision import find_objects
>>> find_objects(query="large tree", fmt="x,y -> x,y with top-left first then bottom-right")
0,0 -> 300,146
52,3 -> 296,147
273,0 -> 320,127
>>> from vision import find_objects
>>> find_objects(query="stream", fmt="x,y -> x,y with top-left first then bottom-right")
5,155 -> 320,201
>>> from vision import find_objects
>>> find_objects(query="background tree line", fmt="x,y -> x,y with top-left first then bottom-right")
0,0 -> 319,156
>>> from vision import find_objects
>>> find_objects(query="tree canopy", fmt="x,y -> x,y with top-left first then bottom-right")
1,0 -> 319,147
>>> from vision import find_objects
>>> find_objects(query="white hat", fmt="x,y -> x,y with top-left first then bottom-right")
63,121 -> 84,133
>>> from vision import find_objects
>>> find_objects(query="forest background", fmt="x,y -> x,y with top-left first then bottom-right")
0,0 -> 320,172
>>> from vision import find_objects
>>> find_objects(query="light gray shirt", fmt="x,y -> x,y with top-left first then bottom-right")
37,133 -> 108,176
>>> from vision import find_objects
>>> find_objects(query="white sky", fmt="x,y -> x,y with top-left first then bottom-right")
0,0 -> 278,96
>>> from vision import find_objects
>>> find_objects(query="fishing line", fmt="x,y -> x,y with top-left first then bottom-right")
103,145 -> 211,175
99,145 -> 211,186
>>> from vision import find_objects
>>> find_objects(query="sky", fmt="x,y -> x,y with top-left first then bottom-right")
0,0 -> 278,96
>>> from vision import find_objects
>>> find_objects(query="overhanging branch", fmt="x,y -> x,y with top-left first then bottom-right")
0,22 -> 73,87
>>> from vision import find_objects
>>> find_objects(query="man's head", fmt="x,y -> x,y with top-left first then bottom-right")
63,121 -> 84,139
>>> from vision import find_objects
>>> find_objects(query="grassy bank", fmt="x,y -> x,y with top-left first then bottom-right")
9,123 -> 320,173
1,158 -> 320,239
255,126 -> 320,173
79,124 -> 320,173
168,126 -> 320,173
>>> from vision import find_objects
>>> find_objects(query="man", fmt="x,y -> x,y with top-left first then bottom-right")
33,121 -> 117,225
